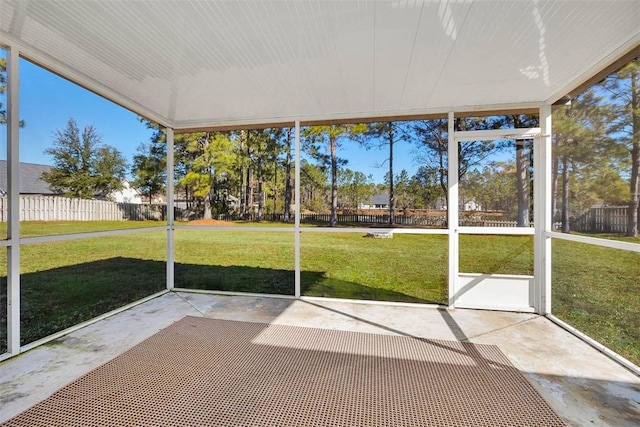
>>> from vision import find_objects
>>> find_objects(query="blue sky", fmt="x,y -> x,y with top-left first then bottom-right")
10,58 -> 155,170
1,54 -> 419,184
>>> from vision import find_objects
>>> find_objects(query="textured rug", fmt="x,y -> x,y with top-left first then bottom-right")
3,316 -> 565,426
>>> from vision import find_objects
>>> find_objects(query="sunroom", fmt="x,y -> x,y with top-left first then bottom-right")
0,1 -> 639,426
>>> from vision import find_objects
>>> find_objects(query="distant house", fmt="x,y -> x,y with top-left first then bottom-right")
359,193 -> 390,210
371,194 -> 390,209
435,200 -> 447,211
460,200 -> 482,211
227,195 -> 240,209
0,160 -> 56,195
110,181 -> 143,204
0,161 -> 144,204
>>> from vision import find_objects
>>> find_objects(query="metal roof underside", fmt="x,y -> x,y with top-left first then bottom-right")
1,0 -> 639,130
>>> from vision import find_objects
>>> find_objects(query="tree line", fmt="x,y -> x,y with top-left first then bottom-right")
130,117 -> 535,225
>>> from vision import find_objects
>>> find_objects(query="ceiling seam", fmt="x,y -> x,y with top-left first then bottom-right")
423,0 -> 474,110
398,0 -> 426,108
329,1 -> 348,112
372,0 -> 376,112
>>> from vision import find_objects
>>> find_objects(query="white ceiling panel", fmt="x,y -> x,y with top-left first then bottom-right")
400,0 -> 473,111
1,0 -> 639,129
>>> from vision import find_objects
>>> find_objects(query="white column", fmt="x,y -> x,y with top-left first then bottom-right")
6,46 -> 21,353
447,111 -> 458,308
166,128 -> 175,290
294,121 -> 301,298
534,105 -> 552,313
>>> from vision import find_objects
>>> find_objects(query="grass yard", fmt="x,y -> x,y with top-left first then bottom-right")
299,233 -> 448,303
460,235 -> 533,275
552,239 -> 640,365
175,230 -> 295,295
0,226 -> 167,349
0,221 -> 638,367
0,220 -> 164,239
175,230 -> 449,303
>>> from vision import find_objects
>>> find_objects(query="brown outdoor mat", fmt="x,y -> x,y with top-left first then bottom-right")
3,316 -> 565,426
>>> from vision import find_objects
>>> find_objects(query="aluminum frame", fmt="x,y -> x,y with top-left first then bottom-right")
6,46 -> 20,354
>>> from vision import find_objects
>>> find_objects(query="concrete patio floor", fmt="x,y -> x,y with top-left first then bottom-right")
1,291 -> 639,426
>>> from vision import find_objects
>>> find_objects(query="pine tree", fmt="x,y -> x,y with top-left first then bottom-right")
303,124 -> 366,226
601,56 -> 640,236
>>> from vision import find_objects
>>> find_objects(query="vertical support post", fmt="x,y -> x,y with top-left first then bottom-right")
166,127 -> 175,290
6,46 -> 20,353
447,111 -> 458,308
535,105 -> 552,314
294,121 -> 301,298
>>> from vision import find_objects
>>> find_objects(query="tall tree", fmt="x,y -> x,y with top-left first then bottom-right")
249,129 -> 280,221
41,118 -> 127,199
180,132 -> 236,220
409,166 -> 445,209
303,124 -> 366,226
462,161 -> 517,215
363,121 -> 409,224
299,159 -> 328,213
233,130 -> 251,216
414,117 -> 508,225
552,90 -> 614,232
242,131 -> 254,218
602,56 -> 640,236
394,169 -> 412,212
282,127 -> 294,221
131,139 -> 166,204
413,119 -> 449,205
0,57 -> 25,128
506,114 -> 538,226
338,168 -> 374,211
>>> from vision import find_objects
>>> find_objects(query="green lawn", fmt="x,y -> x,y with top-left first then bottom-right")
174,230 -> 449,303
0,229 -> 167,348
0,221 -> 638,366
552,239 -> 640,365
460,235 -> 533,275
0,220 -> 164,240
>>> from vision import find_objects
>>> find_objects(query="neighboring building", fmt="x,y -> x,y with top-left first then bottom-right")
227,195 -> 240,209
435,200 -> 447,211
372,194 -> 390,209
460,200 -> 482,211
359,194 -> 390,210
0,161 -> 144,203
0,160 -> 56,195
110,181 -> 143,204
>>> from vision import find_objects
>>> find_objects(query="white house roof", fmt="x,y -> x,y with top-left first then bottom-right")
1,1 -> 639,131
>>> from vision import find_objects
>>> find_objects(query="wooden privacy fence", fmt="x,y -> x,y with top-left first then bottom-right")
0,195 -> 166,222
571,206 -> 629,233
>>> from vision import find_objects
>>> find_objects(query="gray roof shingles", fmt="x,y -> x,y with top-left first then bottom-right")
0,160 -> 56,195
372,194 -> 389,205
